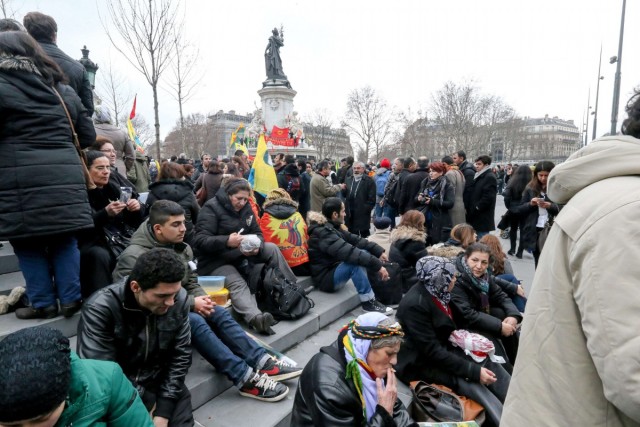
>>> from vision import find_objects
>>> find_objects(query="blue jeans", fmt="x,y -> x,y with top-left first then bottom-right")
11,234 -> 81,308
374,197 -> 384,218
497,274 -> 527,312
189,306 -> 270,387
382,205 -> 398,228
333,263 -> 375,302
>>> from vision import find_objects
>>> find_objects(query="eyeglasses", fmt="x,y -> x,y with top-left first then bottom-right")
100,149 -> 116,154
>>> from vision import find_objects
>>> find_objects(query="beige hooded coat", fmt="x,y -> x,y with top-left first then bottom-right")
502,135 -> 640,426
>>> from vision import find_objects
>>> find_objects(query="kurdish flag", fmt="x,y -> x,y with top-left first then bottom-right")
248,133 -> 278,196
229,123 -> 249,156
127,95 -> 144,153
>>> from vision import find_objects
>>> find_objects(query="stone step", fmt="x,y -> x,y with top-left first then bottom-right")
0,277 -> 362,418
192,307 -> 412,427
0,243 -> 19,275
0,271 -> 25,296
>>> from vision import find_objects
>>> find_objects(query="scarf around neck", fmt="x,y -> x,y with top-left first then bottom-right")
461,259 -> 490,294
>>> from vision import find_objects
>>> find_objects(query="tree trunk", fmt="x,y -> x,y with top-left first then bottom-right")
153,83 -> 161,160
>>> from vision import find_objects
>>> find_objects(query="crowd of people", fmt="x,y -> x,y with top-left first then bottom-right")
2,10 -> 640,427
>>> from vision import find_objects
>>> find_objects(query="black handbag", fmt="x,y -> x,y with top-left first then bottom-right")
103,224 -> 135,259
409,381 -> 485,425
497,211 -> 511,230
257,265 -> 314,321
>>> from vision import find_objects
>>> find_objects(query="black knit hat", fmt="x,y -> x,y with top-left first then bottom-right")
0,327 -> 71,423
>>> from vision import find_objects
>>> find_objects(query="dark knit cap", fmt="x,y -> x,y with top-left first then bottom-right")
0,327 -> 71,423
373,217 -> 392,230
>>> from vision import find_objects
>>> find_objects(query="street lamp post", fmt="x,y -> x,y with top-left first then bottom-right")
78,45 -> 99,89
584,89 -> 591,148
592,46 -> 604,141
610,0 -> 626,135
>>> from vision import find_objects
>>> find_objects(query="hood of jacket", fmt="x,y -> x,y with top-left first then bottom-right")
548,135 -> 640,204
390,225 -> 427,244
376,167 -> 389,176
306,210 -> 328,227
427,243 -> 464,259
148,179 -> 194,201
0,54 -> 42,75
263,197 -> 299,219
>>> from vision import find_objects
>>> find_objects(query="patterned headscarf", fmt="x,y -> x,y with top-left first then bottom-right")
342,312 -> 403,423
416,256 -> 457,306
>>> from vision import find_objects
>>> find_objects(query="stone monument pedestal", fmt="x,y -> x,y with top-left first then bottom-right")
258,84 -> 297,131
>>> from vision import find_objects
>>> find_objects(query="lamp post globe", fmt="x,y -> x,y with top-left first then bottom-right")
78,45 -> 99,89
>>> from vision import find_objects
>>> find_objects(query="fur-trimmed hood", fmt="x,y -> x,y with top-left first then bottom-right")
427,243 -> 464,259
0,54 -> 41,75
306,210 -> 327,226
306,210 -> 350,232
390,225 -> 427,244
263,197 -> 299,219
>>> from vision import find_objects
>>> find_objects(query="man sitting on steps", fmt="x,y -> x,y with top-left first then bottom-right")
113,200 -> 301,402
307,197 -> 393,315
77,248 -> 193,427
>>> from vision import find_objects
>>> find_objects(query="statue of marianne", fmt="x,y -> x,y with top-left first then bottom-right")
265,27 -> 287,80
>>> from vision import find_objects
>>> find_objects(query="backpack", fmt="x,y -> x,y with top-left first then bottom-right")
375,170 -> 390,197
257,265 -> 314,320
284,174 -> 302,200
384,174 -> 399,207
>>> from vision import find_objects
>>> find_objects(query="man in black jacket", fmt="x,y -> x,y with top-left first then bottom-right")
466,155 -> 498,238
77,248 -> 193,427
343,161 -> 376,237
453,150 -> 477,215
23,12 -> 94,115
395,157 -> 415,215
307,197 -> 393,314
398,156 -> 429,213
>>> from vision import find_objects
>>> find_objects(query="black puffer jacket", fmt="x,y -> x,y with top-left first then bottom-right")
193,187 -> 263,275
450,253 -> 521,335
39,42 -> 94,115
307,211 -> 383,291
291,330 -> 416,427
389,226 -> 428,293
146,179 -> 200,243
396,283 -> 482,385
0,55 -> 95,240
77,282 -> 191,420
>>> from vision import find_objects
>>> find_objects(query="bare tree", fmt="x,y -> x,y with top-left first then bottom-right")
164,113 -> 214,159
102,0 -> 181,160
305,109 -> 334,160
165,27 -> 202,156
430,81 -> 519,159
0,0 -> 16,18
342,86 -> 393,162
96,60 -> 132,128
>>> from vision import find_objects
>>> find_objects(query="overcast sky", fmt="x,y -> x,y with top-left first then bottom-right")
7,0 -> 639,144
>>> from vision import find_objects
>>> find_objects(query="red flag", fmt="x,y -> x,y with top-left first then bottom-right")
129,95 -> 137,120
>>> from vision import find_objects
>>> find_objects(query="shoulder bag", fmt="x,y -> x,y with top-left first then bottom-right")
51,87 -> 96,190
537,216 -> 554,252
409,381 -> 485,425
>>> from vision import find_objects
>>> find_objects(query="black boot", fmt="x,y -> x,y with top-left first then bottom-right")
15,305 -> 59,319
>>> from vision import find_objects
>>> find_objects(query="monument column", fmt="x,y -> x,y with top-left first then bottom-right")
259,85 -> 297,131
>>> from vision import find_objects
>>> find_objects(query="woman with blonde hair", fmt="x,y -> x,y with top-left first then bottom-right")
427,222 -> 477,259
389,210 -> 428,293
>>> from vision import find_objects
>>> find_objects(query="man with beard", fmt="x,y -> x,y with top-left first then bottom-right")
343,161 -> 376,237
